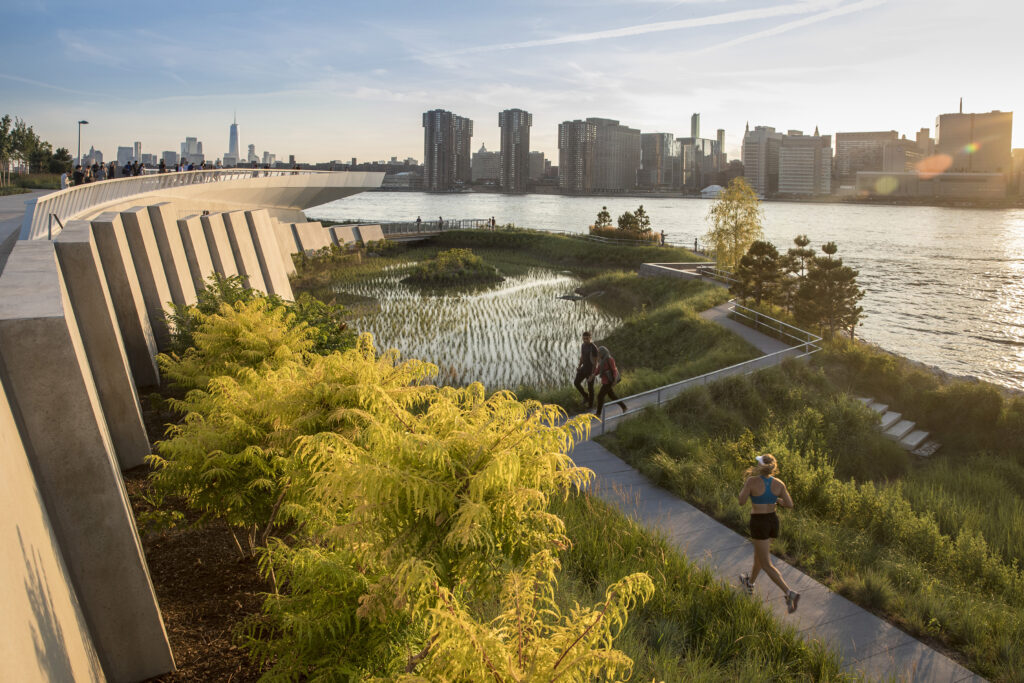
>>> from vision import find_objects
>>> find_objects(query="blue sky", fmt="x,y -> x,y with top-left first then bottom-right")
2,0 -> 1021,164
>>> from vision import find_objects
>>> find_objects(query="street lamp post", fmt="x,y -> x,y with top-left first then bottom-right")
77,120 -> 89,168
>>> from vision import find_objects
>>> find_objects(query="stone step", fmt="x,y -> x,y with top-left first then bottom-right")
900,429 -> 930,451
879,411 -> 902,430
913,440 -> 942,457
869,402 -> 888,414
884,419 -> 916,441
855,397 -> 872,405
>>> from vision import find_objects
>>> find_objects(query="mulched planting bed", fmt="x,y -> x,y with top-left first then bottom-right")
125,467 -> 267,682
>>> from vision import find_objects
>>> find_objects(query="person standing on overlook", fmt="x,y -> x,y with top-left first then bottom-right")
72,165 -> 84,186
573,331 -> 599,410
737,453 -> 800,613
592,346 -> 626,417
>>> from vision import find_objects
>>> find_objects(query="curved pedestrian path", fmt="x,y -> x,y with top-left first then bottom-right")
572,299 -> 982,681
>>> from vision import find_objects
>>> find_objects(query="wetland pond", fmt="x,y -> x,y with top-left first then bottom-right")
333,267 -> 620,390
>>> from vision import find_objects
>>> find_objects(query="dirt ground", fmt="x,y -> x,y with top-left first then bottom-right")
124,467 -> 267,682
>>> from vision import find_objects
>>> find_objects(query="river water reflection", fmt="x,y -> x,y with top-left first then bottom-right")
313,193 -> 1024,391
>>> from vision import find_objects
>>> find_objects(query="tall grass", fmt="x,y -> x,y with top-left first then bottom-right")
598,353 -> 1024,680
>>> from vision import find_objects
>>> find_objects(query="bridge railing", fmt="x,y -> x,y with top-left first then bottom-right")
378,218 -> 493,236
21,168 -> 340,240
594,300 -> 821,434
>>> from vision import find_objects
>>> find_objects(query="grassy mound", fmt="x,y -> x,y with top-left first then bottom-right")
402,247 -> 503,287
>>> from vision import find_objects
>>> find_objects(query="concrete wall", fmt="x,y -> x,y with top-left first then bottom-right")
0,241 -> 174,682
177,215 -> 217,294
200,212 -> 239,278
293,221 -> 333,253
0,372 -> 106,683
330,224 -> 357,246
244,209 -> 293,299
120,207 -> 173,349
271,221 -> 299,276
146,203 -> 196,307
356,224 -> 384,243
221,211 -> 268,293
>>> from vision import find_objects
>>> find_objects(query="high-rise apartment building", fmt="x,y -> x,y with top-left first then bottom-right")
133,142 -> 142,162
117,146 -> 133,166
742,124 -> 783,196
677,136 -> 722,192
936,110 -> 1013,175
639,133 -> 676,189
83,146 -> 103,167
882,137 -> 924,173
471,143 -> 500,182
778,130 -> 832,195
262,151 -> 276,166
834,131 -> 898,184
161,151 -> 178,167
247,144 -> 258,164
498,109 -> 532,193
180,137 -> 204,163
717,129 -> 727,166
558,119 -> 598,193
588,118 -> 641,192
690,113 -> 700,139
423,109 -> 473,191
529,151 -> 545,181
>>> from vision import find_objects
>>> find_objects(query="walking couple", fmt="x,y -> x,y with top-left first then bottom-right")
573,331 -> 626,417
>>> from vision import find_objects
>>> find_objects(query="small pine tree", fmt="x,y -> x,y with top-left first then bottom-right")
794,241 -> 864,338
617,210 -> 638,232
787,234 -> 815,277
634,204 -> 652,234
732,240 -> 781,305
594,206 -> 612,229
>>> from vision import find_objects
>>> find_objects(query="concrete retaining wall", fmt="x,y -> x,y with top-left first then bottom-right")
221,211 -> 268,293
330,224 -> 357,246
271,221 -> 299,276
147,203 -> 196,307
293,221 -> 332,253
120,207 -> 173,349
177,215 -> 217,294
356,224 -> 384,244
244,209 -> 293,299
200,212 -> 239,278
0,241 -> 175,682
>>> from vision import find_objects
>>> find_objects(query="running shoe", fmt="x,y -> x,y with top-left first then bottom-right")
739,573 -> 754,595
786,590 -> 801,613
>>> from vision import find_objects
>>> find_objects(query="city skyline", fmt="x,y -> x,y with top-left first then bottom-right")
2,0 -> 1022,163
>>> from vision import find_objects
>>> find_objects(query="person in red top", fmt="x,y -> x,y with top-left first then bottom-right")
592,346 -> 627,417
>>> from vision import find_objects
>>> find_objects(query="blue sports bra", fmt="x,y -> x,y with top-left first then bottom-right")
750,476 -> 779,504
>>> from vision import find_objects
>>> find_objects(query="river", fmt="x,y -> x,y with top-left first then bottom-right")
309,192 -> 1024,392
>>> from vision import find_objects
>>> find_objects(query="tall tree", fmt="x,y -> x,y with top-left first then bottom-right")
787,234 -> 815,277
704,177 -> 764,271
594,206 -> 612,229
0,115 -> 12,187
617,210 -> 638,232
634,204 -> 651,234
794,241 -> 864,338
732,240 -> 782,305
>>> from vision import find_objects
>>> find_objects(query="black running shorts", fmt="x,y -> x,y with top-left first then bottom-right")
749,512 -> 779,540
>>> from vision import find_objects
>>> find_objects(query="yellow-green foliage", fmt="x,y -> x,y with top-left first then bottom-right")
404,247 -> 502,286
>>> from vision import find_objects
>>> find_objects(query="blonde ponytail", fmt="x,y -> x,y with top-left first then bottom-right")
743,453 -> 778,479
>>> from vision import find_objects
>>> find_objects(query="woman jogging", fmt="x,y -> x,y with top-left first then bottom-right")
592,346 -> 627,417
737,453 -> 800,613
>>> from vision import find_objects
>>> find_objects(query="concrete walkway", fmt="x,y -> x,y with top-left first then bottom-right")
0,190 -> 50,270
575,293 -> 982,680
571,439 -> 981,681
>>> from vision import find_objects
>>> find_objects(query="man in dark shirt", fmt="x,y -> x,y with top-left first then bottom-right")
573,331 -> 599,409
72,165 -> 84,186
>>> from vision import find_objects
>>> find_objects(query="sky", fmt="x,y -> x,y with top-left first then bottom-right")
2,0 -> 1022,164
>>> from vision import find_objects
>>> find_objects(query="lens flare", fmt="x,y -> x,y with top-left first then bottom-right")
963,142 -> 981,154
874,176 -> 900,195
915,153 -> 953,179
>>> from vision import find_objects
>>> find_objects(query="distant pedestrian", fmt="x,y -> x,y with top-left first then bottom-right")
97,163 -> 106,180
573,331 -> 599,410
158,159 -> 166,173
592,346 -> 626,417
738,454 -> 800,613
122,162 -> 132,178
416,216 -> 422,230
72,165 -> 84,186
60,170 -> 69,189
132,161 -> 140,176
438,215 -> 444,229
490,216 -> 496,230
107,161 -> 116,180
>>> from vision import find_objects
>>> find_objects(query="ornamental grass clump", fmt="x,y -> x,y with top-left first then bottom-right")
403,247 -> 503,286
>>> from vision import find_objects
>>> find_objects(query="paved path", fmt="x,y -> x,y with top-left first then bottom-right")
0,190 -> 50,270
577,288 -> 983,680
571,439 -> 981,681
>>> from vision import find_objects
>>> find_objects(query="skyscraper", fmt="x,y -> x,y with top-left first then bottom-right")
936,110 -> 1013,175
499,108 -> 532,193
471,143 -> 500,182
742,124 -> 783,196
247,144 -> 257,164
133,141 -> 141,162
834,131 -> 898,184
225,114 -> 240,167
180,137 -> 204,163
588,118 -> 641,192
690,113 -> 700,139
423,109 -> 473,191
639,133 -> 676,189
778,130 -> 832,195
529,151 -> 546,181
558,120 -> 598,193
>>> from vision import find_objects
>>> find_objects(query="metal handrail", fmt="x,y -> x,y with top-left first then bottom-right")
726,300 -> 822,347
594,303 -> 821,434
22,168 -> 343,241
695,265 -> 739,284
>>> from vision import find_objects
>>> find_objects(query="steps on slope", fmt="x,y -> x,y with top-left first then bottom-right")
857,397 -> 941,457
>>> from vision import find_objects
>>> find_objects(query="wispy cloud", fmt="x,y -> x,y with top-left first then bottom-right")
435,0 -> 846,56
688,0 -> 886,54
0,72 -> 99,98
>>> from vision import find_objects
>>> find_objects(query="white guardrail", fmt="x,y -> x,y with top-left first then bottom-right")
21,169 -> 340,240
594,300 -> 821,434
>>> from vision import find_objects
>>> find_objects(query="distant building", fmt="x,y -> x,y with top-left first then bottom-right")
116,146 -> 133,167
1013,149 -> 1024,194
834,131 -> 898,185
499,108 -> 532,193
882,137 -> 924,173
223,154 -> 238,167
82,146 -> 103,167
639,133 -> 676,190
717,129 -> 727,166
471,143 -> 500,182
229,115 -> 240,160
778,129 -> 832,196
140,153 -> 157,166
856,171 -> 1006,199
262,151 -> 275,166
558,119 -> 598,193
422,109 -> 473,191
288,154 -> 296,165
247,144 -> 258,164
162,151 -> 178,167
690,113 -> 700,138
936,110 -> 1013,176
529,151 -> 545,181
677,136 -> 721,192
916,128 -> 935,157
742,124 -> 783,196
588,117 -> 640,192
133,142 -> 141,162
701,184 -> 724,199
180,137 -> 204,164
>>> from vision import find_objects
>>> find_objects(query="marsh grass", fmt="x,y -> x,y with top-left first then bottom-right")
598,350 -> 1024,680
